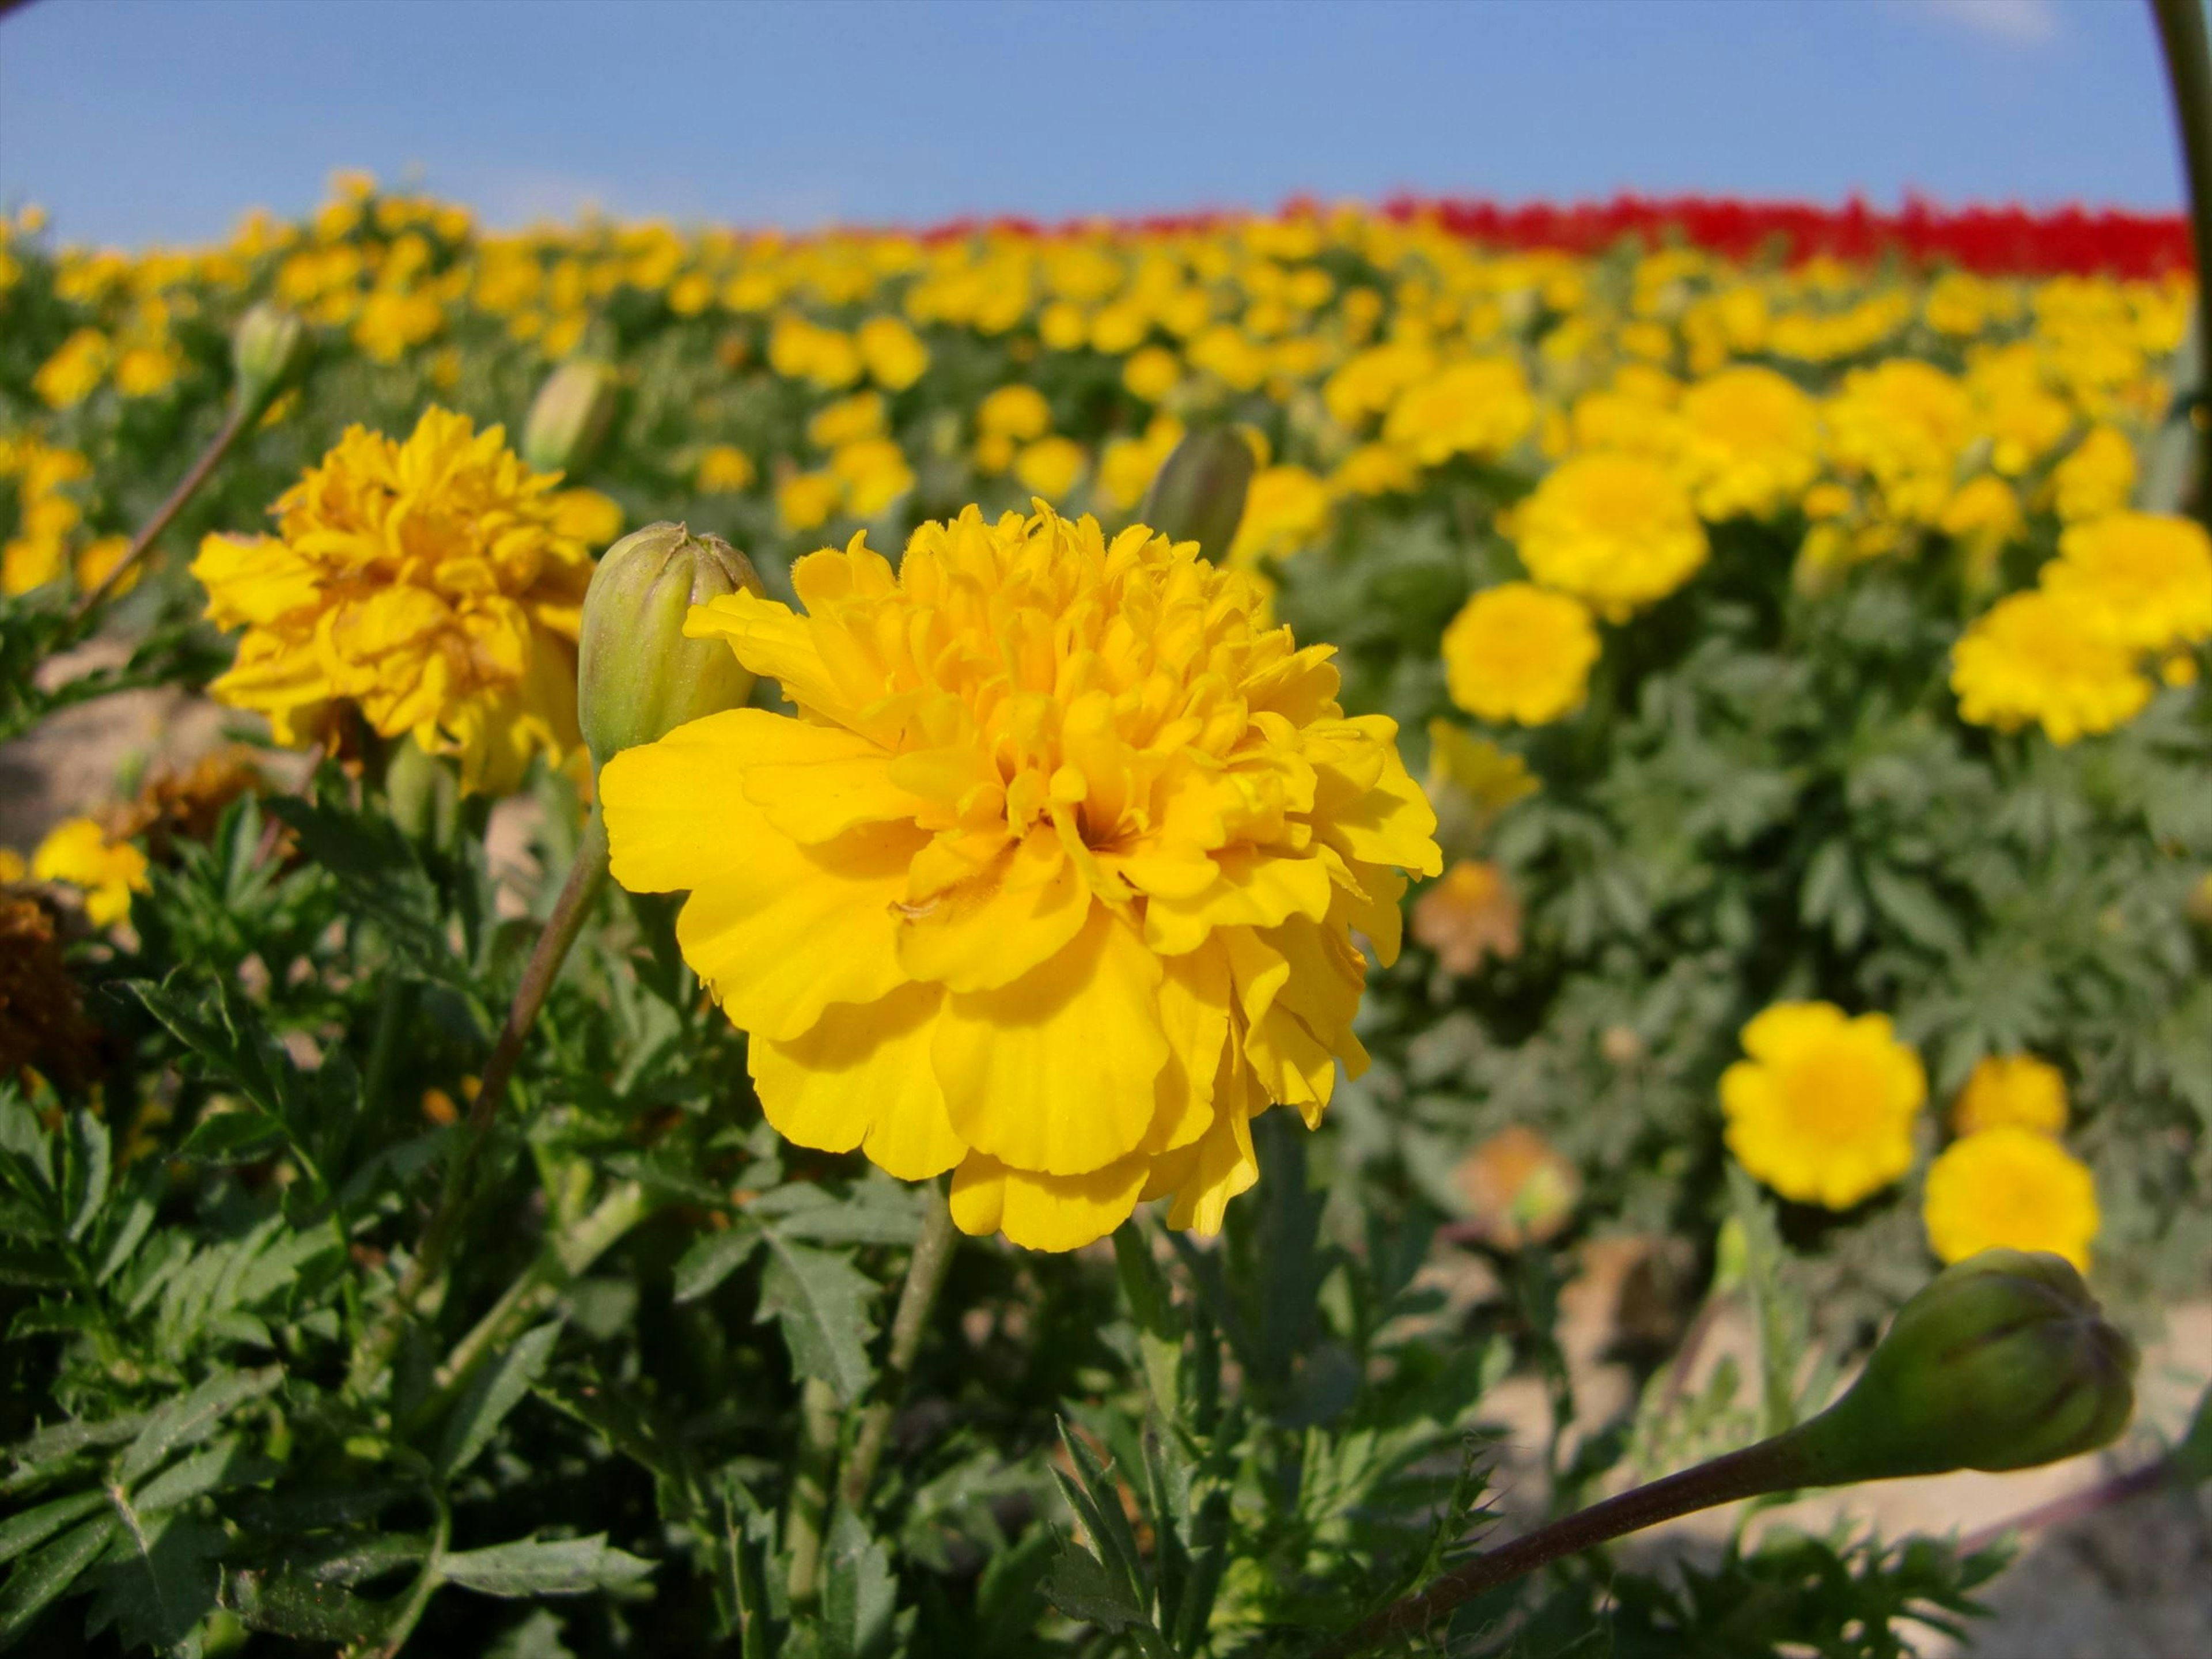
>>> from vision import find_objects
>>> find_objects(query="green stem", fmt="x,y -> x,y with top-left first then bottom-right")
349,809 -> 610,1395
2152,0 -> 2212,522
839,1183 -> 959,1513
1310,1426 -> 1822,1658
362,1486 -> 450,1659
785,1376 -> 843,1608
362,977 -> 413,1127
69,399 -> 252,628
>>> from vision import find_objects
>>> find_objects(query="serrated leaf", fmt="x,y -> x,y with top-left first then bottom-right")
752,1180 -> 926,1246
62,1113 -> 108,1244
10,1410 -> 149,1472
0,1512 -> 115,1650
671,1225 -> 762,1303
93,1192 -> 158,1286
756,1235 -> 877,1405
131,1436 -> 273,1514
222,1566 -> 388,1643
1043,1537 -> 1151,1634
435,1321 -> 561,1481
440,1533 -> 656,1597
118,1366 -> 282,1485
820,1508 -> 898,1659
175,1107 -> 288,1166
84,1510 -> 224,1652
266,796 -> 452,973
0,1490 -> 104,1570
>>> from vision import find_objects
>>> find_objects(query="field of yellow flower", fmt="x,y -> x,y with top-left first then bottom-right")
1,177 -> 2207,1656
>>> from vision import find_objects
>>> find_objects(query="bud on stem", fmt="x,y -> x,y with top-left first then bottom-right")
232,303 -> 309,417
577,522 -> 763,771
1140,427 -> 1255,560
523,359 -> 619,475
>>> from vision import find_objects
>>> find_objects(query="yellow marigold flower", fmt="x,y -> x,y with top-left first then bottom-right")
1123,346 -> 1181,403
1332,442 -> 1418,498
1952,1054 -> 2067,1137
2052,426 -> 2137,524
2040,512 -> 2212,652
1510,452 -> 1709,620
856,316 -> 929,390
1228,465 -> 1331,566
1325,340 -> 1436,429
696,444 -> 757,494
34,328 -> 109,408
1924,1126 -> 2099,1272
32,817 -> 150,928
114,342 -> 184,399
1013,436 -> 1086,502
808,392 -> 887,450
2,537 -> 65,597
978,384 -> 1051,442
599,504 -> 1441,1251
194,407 -> 602,793
1674,365 -> 1821,521
1721,1001 -> 1925,1210
778,471 -> 842,533
1441,582 -> 1599,725
74,535 -> 136,597
1382,358 -> 1534,466
1952,589 -> 2152,745
1097,416 -> 1184,512
2164,652 -> 2199,688
1940,475 -> 2024,584
833,438 -> 916,520
1825,360 -> 1972,525
353,290 -> 445,362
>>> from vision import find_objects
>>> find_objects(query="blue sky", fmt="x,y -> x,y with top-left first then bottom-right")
0,0 -> 2187,247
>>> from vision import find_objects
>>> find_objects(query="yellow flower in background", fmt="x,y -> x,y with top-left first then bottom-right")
194,407 -> 608,793
1096,416 -> 1184,511
1825,358 -> 1972,523
696,444 -> 757,494
778,469 -> 842,533
1940,474 -> 2024,581
977,383 -> 1051,442
1952,589 -> 2152,744
1721,1001 -> 1926,1210
808,391 -> 887,450
856,315 -> 929,390
34,328 -> 110,408
600,503 -> 1441,1251
1425,719 -> 1539,816
1924,1126 -> 2100,1272
1122,345 -> 1181,402
1332,441 -> 1418,497
1382,358 -> 1534,465
1441,582 -> 1599,725
1228,464 -> 1331,566
353,289 -> 445,361
1673,365 -> 1821,521
2,536 -> 65,596
32,817 -> 149,927
74,535 -> 135,596
2051,426 -> 2137,524
1952,1054 -> 2067,1137
833,438 -> 917,518
0,848 -> 24,883
1510,450 -> 1709,619
1013,435 -> 1086,501
2040,512 -> 2212,652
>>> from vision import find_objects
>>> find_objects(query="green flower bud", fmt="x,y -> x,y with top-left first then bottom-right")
1791,1249 -> 2137,1484
1140,427 -> 1255,562
522,359 -> 619,476
384,737 -> 460,852
578,522 -> 762,771
232,303 -> 309,413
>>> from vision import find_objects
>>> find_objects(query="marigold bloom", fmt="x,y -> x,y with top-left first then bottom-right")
857,315 -> 929,390
600,504 -> 1441,1251
1382,358 -> 1534,465
1013,436 -> 1086,502
1441,582 -> 1599,725
32,817 -> 149,928
696,444 -> 757,494
2039,512 -> 2212,653
1952,1054 -> 2067,1137
1510,453 -> 1709,620
1674,365 -> 1821,521
1924,1127 -> 2100,1272
1721,1001 -> 1925,1210
34,328 -> 109,408
2051,426 -> 2137,524
194,408 -> 610,793
1952,589 -> 2152,745
1227,465 -> 1331,566
1410,859 -> 1521,976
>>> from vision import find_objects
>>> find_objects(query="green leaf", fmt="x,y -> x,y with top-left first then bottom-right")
131,1437 -> 274,1514
1043,1539 -> 1152,1635
820,1508 -> 897,1659
756,1235 -> 877,1406
440,1534 -> 656,1597
0,1513 -> 116,1650
118,1366 -> 282,1485
672,1225 -> 762,1304
1113,1226 -> 1183,1422
84,1509 -> 226,1653
61,1113 -> 108,1244
0,1490 -> 104,1570
752,1180 -> 927,1247
265,796 -> 453,974
222,1567 -> 389,1644
435,1320 -> 562,1482
174,1107 -> 287,1166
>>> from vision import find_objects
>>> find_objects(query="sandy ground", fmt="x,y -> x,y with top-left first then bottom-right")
8,688 -> 2210,1655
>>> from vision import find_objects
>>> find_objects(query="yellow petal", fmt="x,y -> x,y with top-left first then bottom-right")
1163,1064 -> 1260,1235
726,709 -> 925,843
897,830 -> 1089,993
1142,938 -> 1230,1155
1141,848 -> 1334,956
750,982 -> 963,1178
933,906 -> 1167,1175
601,710 -> 762,892
949,1150 -> 1149,1252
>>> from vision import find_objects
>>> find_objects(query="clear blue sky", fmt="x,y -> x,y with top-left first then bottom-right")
0,0 -> 2188,247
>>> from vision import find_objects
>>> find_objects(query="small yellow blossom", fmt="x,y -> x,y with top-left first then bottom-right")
1382,358 -> 1534,465
696,444 -> 757,494
194,408 -> 602,793
1924,1127 -> 2099,1272
778,469 -> 843,533
1332,442 -> 1419,497
1952,589 -> 2153,744
32,817 -> 150,927
857,315 -> 929,389
34,329 -> 110,408
808,392 -> 887,450
2051,426 -> 2138,524
1510,451 -> 1709,619
978,383 -> 1052,442
833,438 -> 917,519
1952,1054 -> 2067,1137
1441,582 -> 1600,725
1673,365 -> 1821,521
2039,512 -> 2212,652
1228,465 -> 1331,566
1721,1001 -> 1925,1210
1123,346 -> 1181,402
599,504 -> 1440,1251
1013,436 -> 1087,502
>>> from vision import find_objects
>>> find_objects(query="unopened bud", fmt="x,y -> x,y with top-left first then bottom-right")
578,522 -> 762,770
1790,1249 -> 2136,1483
232,304 -> 309,413
523,359 -> 619,475
1141,427 -> 1255,562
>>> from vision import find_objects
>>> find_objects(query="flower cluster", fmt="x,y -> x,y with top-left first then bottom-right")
600,504 -> 1441,1249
